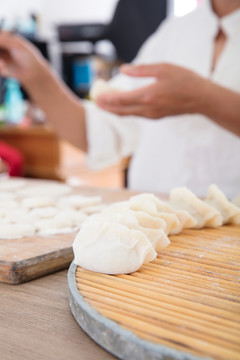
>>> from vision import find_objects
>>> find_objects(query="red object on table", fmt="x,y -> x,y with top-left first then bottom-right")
0,140 -> 25,176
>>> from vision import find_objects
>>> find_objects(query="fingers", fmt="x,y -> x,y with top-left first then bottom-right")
96,87 -> 148,108
0,58 -> 10,77
96,101 -> 146,117
120,63 -> 167,78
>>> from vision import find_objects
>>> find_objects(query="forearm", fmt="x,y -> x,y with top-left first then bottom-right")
23,62 -> 88,151
195,80 -> 240,136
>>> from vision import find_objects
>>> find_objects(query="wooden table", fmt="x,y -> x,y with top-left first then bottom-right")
0,269 -> 116,360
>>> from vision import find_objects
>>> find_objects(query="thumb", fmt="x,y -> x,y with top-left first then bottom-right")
120,63 -> 165,78
0,59 -> 10,77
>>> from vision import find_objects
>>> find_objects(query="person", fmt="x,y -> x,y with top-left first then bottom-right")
0,0 -> 239,197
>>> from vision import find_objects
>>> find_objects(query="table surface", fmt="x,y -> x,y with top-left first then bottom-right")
0,269 -> 116,360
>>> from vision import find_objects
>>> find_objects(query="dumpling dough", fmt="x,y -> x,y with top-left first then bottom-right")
232,193 -> 240,208
170,187 -> 223,229
29,207 -> 59,219
21,196 -> 55,209
18,183 -> 71,197
0,223 -> 36,239
115,196 -> 180,235
0,178 -> 26,191
129,193 -> 196,234
36,210 -> 87,234
57,195 -> 102,210
73,220 -> 157,274
205,184 -> 240,225
104,204 -> 167,231
89,79 -> 120,101
0,192 -> 16,200
89,211 -> 170,251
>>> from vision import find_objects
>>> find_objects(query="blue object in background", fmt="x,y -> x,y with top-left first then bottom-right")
73,58 -> 95,94
4,78 -> 24,124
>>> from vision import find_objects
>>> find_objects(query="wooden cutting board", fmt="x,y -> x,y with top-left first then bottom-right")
68,225 -> 240,360
0,183 -> 138,285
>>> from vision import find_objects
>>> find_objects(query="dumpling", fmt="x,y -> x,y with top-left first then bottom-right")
128,194 -> 180,235
205,185 -> 240,225
232,193 -> 240,208
170,187 -> 223,229
129,193 -> 196,234
73,220 -> 157,274
104,203 -> 167,231
89,210 -> 170,251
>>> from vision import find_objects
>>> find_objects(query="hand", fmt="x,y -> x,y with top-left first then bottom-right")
96,63 -> 205,119
0,32 -> 47,87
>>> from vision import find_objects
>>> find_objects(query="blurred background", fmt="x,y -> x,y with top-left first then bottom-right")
0,0 -> 199,187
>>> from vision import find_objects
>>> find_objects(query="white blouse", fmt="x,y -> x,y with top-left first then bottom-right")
84,0 -> 240,198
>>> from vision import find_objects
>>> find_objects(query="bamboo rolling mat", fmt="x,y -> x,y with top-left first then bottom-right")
69,225 -> 240,360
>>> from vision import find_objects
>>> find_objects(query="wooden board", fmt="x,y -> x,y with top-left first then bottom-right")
68,225 -> 240,360
0,183 -> 139,284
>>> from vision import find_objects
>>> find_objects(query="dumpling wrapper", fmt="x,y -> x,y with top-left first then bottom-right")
107,201 -> 178,234
129,193 -> 196,234
89,79 -> 120,101
124,195 -> 180,235
21,196 -> 55,209
89,211 -> 170,251
36,210 -> 87,235
30,206 -> 59,219
205,185 -> 240,225
170,187 -> 223,229
0,223 -> 36,239
0,192 -> 16,201
103,204 -> 167,231
57,195 -> 102,210
73,220 -> 157,274
18,183 -> 72,197
0,178 -> 26,191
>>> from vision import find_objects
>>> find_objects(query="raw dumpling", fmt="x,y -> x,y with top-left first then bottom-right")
73,220 -> 157,274
89,211 -> 170,251
232,193 -> 240,208
205,185 -> 240,225
170,187 -> 223,229
129,193 -> 196,234
127,195 -> 180,235
104,204 -> 167,231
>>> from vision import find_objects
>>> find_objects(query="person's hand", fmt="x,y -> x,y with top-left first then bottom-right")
0,31 -> 47,87
96,63 -> 206,119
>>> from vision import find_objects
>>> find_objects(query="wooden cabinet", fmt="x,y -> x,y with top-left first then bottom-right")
0,126 -> 62,180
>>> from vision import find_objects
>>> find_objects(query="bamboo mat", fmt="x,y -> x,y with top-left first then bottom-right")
75,225 -> 240,360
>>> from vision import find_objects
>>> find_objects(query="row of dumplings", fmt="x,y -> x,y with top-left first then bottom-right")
0,179 -> 105,239
73,185 -> 240,275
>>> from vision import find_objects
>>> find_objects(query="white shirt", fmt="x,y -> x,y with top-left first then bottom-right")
84,0 -> 240,198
